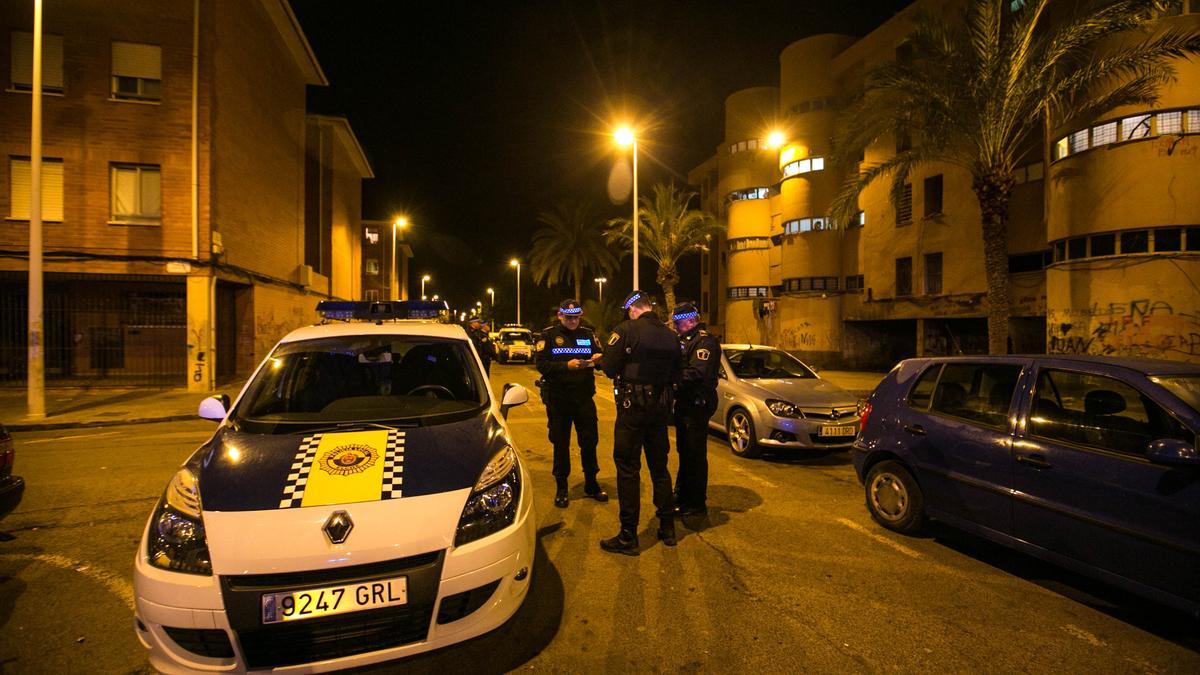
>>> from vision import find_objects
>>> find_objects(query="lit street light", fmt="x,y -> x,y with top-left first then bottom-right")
509,259 -> 521,326
766,129 -> 786,149
486,287 -> 494,316
594,276 -> 607,303
421,274 -> 431,299
391,217 -> 408,301
614,125 -> 638,291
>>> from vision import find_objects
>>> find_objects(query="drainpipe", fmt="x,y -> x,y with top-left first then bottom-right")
191,0 -> 199,260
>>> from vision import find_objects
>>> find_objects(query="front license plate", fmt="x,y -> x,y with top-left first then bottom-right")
819,425 -> 856,437
261,576 -> 407,624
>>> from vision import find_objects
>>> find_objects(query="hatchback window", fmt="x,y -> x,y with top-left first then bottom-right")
1030,369 -> 1193,454
727,349 -> 816,379
928,363 -> 1022,428
906,364 -> 942,410
1155,375 -> 1200,414
500,331 -> 532,344
235,335 -> 486,430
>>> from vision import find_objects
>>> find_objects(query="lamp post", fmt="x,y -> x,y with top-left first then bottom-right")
594,277 -> 606,303
391,217 -> 407,301
420,274 -> 431,300
615,126 -> 638,290
27,0 -> 45,417
475,300 -> 482,317
509,259 -> 521,325
486,287 -> 494,315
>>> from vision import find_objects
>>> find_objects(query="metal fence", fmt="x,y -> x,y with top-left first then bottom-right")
0,277 -> 186,387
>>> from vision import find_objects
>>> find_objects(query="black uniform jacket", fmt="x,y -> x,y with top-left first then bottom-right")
601,312 -> 682,386
535,323 -> 601,392
678,324 -> 721,406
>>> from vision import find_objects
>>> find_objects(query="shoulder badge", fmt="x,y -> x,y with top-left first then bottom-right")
536,340 -> 545,351
696,348 -> 710,361
608,332 -> 620,346
555,336 -> 565,346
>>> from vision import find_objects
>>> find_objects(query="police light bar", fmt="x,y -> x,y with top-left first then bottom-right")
316,300 -> 450,321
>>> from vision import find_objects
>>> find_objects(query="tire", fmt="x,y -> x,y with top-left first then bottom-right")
864,460 -> 926,534
726,408 -> 762,459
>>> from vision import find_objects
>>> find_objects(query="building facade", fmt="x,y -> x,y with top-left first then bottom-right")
0,0 -> 372,389
690,0 -> 1200,368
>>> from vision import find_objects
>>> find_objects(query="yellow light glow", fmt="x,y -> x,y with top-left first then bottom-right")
779,146 -> 797,166
767,131 -> 785,149
614,127 -> 635,147
487,287 -> 494,294
393,217 -> 408,228
271,358 -> 282,370
421,274 -> 431,282
509,259 -> 519,267
226,446 -> 241,463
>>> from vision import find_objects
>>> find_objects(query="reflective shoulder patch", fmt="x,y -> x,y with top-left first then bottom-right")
555,336 -> 565,346
608,332 -> 620,346
696,348 -> 710,361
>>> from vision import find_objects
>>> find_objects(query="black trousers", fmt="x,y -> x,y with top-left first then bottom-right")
674,400 -> 714,508
612,391 -> 673,532
545,387 -> 599,479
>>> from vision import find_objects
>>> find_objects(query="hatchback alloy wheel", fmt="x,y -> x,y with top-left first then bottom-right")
726,409 -> 762,459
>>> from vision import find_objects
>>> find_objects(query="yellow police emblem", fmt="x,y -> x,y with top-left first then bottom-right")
696,348 -> 711,361
608,333 -> 620,346
319,444 -> 379,477
536,340 -> 545,351
555,336 -> 565,346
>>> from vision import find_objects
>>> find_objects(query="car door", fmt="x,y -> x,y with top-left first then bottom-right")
713,353 -> 734,428
1012,365 -> 1200,605
898,359 -> 1027,537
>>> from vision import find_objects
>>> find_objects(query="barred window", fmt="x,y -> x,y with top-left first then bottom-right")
781,156 -> 825,178
728,286 -> 770,299
897,183 -> 913,224
1069,129 -> 1089,153
845,274 -> 865,290
728,187 -> 769,201
1121,115 -> 1152,140
1158,111 -> 1183,135
1091,122 -> 1117,146
783,277 -> 839,292
1054,137 -> 1069,160
1188,110 -> 1200,133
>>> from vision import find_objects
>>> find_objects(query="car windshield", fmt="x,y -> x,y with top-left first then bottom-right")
1156,375 -> 1200,414
726,348 -> 817,379
500,331 -> 532,344
234,335 -> 487,429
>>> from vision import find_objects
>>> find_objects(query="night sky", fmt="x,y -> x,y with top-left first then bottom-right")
289,0 -> 912,324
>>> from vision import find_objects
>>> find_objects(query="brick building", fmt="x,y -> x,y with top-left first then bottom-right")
0,0 -> 372,389
690,0 -> 1200,368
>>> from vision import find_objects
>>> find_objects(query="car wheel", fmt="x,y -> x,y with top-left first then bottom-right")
726,408 -> 762,459
864,460 -> 926,534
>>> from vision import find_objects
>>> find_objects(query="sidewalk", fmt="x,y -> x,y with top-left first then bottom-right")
1,384 -> 242,431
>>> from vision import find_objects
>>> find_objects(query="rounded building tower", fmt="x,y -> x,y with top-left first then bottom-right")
719,86 -> 780,345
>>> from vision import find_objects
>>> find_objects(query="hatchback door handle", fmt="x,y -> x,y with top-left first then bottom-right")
904,424 -> 926,436
1016,453 -> 1052,470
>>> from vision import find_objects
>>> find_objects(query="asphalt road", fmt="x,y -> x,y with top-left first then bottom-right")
1,363 -> 1198,673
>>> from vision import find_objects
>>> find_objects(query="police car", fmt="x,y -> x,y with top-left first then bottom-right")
133,301 -> 536,673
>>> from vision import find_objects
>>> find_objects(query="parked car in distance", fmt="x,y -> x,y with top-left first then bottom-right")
853,355 -> 1200,616
709,344 -> 860,458
0,423 -> 24,521
496,327 -> 535,364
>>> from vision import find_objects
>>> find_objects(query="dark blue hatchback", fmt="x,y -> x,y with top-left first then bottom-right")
853,356 -> 1200,616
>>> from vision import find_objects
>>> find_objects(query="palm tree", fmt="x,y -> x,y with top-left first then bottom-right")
529,201 -> 618,301
830,0 -> 1200,354
607,182 -> 723,312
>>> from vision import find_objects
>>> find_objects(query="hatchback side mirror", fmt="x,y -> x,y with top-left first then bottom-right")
500,383 -> 528,419
1146,438 -> 1200,466
198,394 -> 230,421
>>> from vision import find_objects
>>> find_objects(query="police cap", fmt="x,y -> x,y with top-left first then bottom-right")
558,299 -> 583,316
671,302 -> 699,322
622,290 -> 650,310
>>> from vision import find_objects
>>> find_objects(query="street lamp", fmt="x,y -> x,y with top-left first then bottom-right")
766,129 -> 786,150
594,277 -> 607,303
509,259 -> 521,326
420,274 -> 431,299
391,217 -> 408,301
614,126 -> 638,290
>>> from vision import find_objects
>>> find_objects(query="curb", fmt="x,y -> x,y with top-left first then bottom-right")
5,413 -> 200,432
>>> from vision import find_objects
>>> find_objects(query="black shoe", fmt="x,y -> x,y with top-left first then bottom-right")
554,487 -> 568,508
674,504 -> 708,517
657,518 -> 677,547
584,480 -> 609,503
600,530 -> 639,556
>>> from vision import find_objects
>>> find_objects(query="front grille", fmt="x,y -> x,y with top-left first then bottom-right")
812,434 -> 856,445
220,551 -> 444,669
163,627 -> 234,659
236,602 -> 434,669
801,408 -> 858,421
436,579 -> 501,624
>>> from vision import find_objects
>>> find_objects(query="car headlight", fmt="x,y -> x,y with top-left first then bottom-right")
455,446 -> 521,547
147,468 -> 212,575
766,399 -> 802,418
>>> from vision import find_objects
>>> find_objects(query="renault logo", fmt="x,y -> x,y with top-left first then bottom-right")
323,510 -> 354,545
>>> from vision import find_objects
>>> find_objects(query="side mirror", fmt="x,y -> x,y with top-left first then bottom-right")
1146,438 -> 1200,466
198,395 -> 229,422
499,383 -> 529,419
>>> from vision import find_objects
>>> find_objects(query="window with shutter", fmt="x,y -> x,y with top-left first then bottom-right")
9,157 -> 64,221
111,41 -> 162,101
10,31 -> 64,92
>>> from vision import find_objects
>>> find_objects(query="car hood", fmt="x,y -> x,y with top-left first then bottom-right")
193,413 -> 505,512
737,378 -> 857,406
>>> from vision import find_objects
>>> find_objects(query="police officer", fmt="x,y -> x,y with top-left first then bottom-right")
535,300 -> 608,508
467,317 -> 496,374
599,290 -> 683,555
671,302 -> 720,516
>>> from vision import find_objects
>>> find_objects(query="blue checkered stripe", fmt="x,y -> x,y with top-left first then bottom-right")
381,429 -> 405,499
278,433 -> 323,509
551,347 -> 593,355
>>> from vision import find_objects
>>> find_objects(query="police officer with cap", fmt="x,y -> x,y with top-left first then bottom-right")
535,299 -> 608,508
467,317 -> 496,374
671,301 -> 720,516
599,290 -> 683,555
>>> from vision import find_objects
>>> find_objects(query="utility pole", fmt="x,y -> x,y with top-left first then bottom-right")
27,0 -> 45,418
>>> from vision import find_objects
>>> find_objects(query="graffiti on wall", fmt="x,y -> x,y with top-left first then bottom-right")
1048,299 -> 1200,360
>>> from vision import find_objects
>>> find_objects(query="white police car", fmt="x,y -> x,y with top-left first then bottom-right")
133,301 -> 535,673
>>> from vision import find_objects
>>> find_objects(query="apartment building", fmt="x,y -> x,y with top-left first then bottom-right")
690,0 -> 1200,368
0,0 -> 372,389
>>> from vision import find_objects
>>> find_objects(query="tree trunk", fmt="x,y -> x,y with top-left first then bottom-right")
657,264 -> 679,321
572,262 -> 582,302
972,171 -> 1015,355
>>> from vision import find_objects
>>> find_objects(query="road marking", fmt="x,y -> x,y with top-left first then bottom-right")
21,430 -> 122,444
835,517 -> 923,559
1062,624 -> 1108,648
725,462 -> 778,489
1,552 -> 135,611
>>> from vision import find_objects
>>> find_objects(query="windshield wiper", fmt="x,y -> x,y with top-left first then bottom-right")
280,420 -> 420,434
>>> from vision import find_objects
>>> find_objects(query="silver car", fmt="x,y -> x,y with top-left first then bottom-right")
709,344 -> 861,458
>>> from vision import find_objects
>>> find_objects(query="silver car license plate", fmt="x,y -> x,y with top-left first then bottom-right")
819,425 -> 856,437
